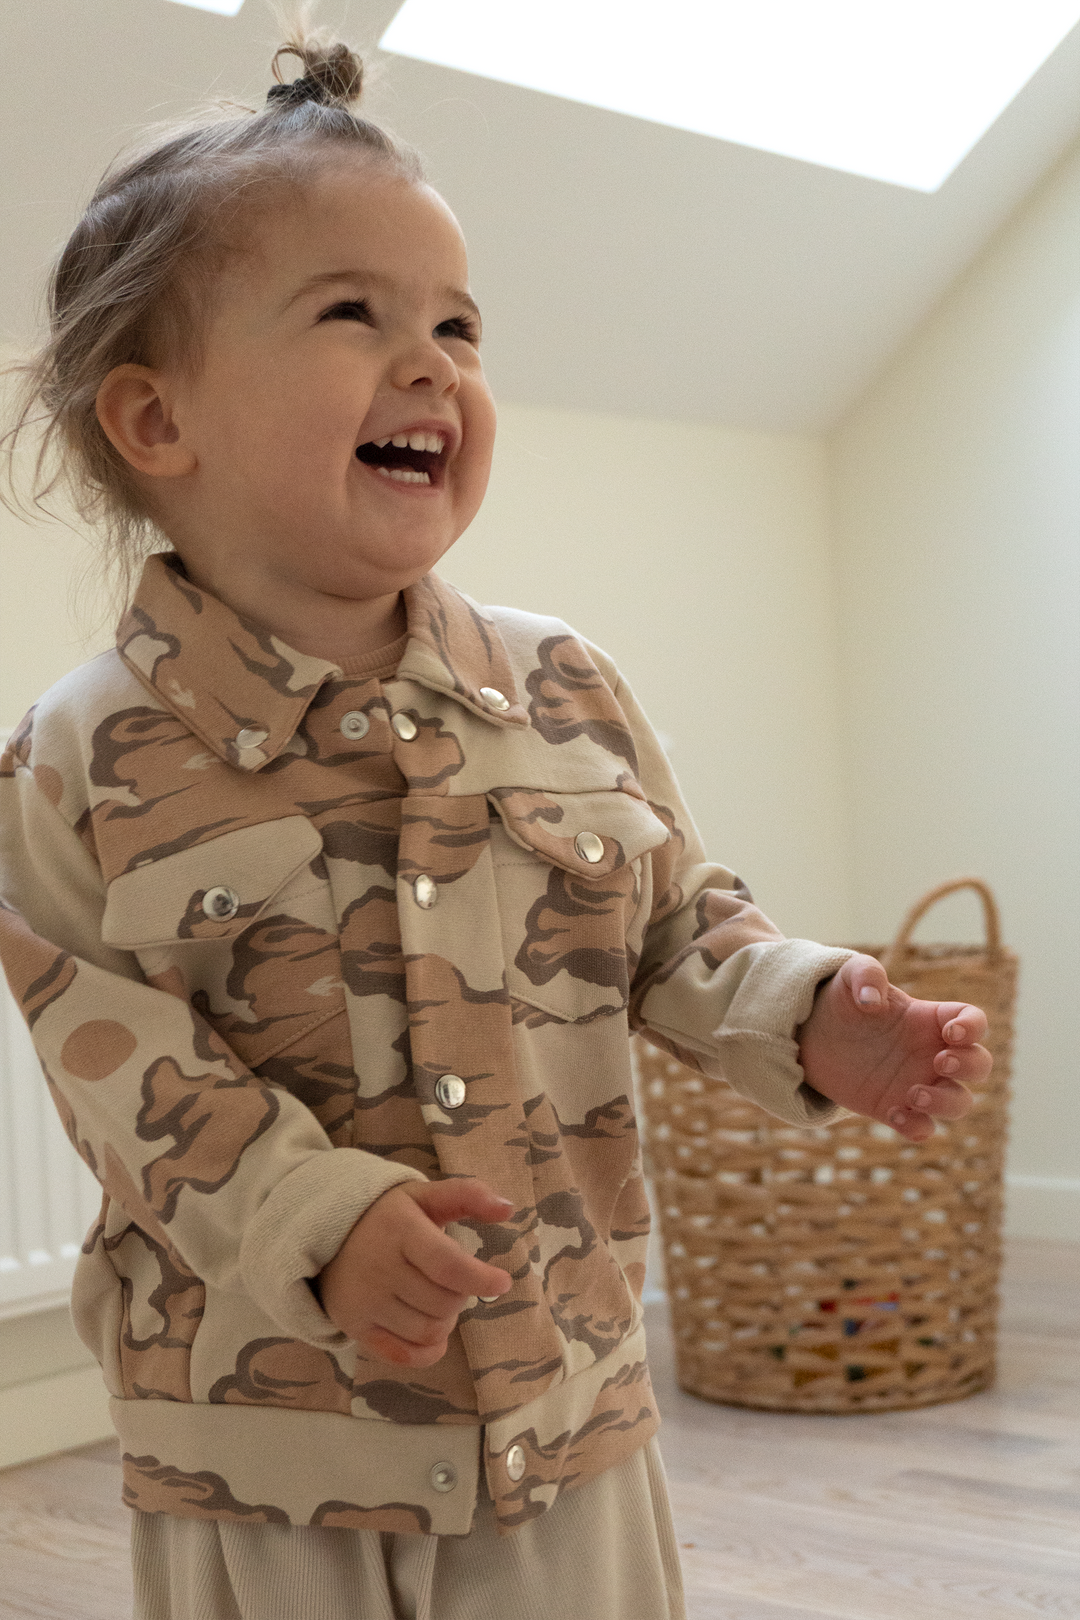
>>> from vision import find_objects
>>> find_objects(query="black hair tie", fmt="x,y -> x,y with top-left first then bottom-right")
267,75 -> 330,108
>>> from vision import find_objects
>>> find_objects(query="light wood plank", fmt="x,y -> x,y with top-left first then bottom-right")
653,1238 -> 1080,1618
0,1450 -> 131,1620
672,1484 -> 1080,1620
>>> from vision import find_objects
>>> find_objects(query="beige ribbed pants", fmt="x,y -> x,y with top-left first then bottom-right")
131,1437 -> 685,1620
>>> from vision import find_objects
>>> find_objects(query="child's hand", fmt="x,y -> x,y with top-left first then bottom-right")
797,954 -> 992,1142
317,1179 -> 514,1368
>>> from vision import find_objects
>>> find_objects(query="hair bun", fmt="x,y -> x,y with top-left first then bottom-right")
269,35 -> 363,110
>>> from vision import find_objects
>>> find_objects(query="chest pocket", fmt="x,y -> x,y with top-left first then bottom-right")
488,788 -> 669,1024
102,818 -> 326,947
101,818 -> 343,1069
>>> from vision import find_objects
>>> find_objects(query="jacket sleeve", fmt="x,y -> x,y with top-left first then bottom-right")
0,723 -> 425,1348
589,657 -> 853,1127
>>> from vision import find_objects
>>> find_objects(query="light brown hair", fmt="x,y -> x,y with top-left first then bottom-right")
2,13 -> 422,603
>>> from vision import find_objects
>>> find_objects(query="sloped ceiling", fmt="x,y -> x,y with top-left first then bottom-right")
3,0 -> 1078,430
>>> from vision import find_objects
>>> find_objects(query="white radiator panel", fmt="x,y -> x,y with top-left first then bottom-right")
0,722 -> 101,1319
0,954 -> 103,1321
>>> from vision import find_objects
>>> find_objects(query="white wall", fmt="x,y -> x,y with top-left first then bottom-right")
832,138 -> 1080,1237
446,407 -> 853,942
0,523 -> 114,729
0,384 -> 114,731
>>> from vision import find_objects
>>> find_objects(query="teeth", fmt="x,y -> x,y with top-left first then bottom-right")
377,467 -> 431,485
366,430 -> 447,453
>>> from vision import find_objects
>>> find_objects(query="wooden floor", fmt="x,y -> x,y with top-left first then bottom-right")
652,1238 -> 1080,1619
1,1238 -> 1077,1619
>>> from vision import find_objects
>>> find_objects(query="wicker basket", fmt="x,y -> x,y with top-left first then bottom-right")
637,878 -> 1016,1412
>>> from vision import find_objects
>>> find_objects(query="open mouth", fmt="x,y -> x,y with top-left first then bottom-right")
355,430 -> 448,487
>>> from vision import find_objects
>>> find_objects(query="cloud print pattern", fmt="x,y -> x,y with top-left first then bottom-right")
0,556 -> 850,1535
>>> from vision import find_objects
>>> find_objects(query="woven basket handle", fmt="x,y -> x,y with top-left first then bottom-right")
881,877 -> 1002,976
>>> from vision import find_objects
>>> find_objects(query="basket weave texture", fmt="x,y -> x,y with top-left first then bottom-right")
637,879 -> 1015,1413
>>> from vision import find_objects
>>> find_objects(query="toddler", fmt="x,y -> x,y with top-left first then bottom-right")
0,21 -> 990,1620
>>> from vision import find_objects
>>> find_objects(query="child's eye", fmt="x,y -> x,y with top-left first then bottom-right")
319,299 -> 374,324
435,315 -> 480,344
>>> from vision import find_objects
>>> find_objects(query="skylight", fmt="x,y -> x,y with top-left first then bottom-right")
379,0 -> 1080,192
164,0 -> 245,15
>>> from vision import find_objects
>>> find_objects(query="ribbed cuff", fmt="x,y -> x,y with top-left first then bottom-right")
710,939 -> 853,1126
239,1149 -> 427,1347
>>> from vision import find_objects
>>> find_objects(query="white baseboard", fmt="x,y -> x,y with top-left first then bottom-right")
1005,1174 -> 1080,1242
0,1364 -> 113,1471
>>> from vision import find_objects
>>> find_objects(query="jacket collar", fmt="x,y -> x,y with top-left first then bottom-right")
117,553 -> 527,772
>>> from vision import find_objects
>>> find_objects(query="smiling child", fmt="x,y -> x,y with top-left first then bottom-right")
0,21 -> 991,1620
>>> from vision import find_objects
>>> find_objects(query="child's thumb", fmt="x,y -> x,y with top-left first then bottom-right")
409,1178 -> 515,1229
842,952 -> 891,1011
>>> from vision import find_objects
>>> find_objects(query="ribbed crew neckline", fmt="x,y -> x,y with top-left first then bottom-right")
335,632 -> 410,681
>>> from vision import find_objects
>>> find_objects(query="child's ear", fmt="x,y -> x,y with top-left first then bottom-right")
95,364 -> 196,479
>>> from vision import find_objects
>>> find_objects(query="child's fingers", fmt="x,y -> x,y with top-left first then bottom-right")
842,953 -> 892,1010
904,1075 -> 973,1119
932,1043 -> 992,1085
408,1178 -> 515,1229
364,1324 -> 450,1369
375,1295 -> 458,1349
886,1109 -> 937,1143
393,1261 -> 471,1320
937,1002 -> 989,1046
401,1179 -> 514,1298
404,1220 -> 512,1300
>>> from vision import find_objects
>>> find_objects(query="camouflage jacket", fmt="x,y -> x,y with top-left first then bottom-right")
0,555 -> 848,1536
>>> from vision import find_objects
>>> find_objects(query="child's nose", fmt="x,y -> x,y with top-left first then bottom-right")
391,336 -> 458,395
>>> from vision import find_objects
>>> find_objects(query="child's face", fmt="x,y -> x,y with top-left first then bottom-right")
159,164 -> 496,608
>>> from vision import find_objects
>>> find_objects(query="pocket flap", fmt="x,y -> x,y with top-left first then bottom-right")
102,817 -> 324,947
488,786 -> 669,877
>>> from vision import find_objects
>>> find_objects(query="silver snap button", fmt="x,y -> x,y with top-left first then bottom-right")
505,1444 -> 526,1481
413,874 -> 437,910
476,1292 -> 502,1304
435,1075 -> 466,1110
429,1461 -> 457,1493
391,712 -> 419,741
235,727 -> 268,750
479,686 -> 510,712
202,886 -> 239,921
339,710 -> 370,741
574,831 -> 605,864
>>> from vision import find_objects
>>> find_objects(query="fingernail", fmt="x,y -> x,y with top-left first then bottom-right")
946,1021 -> 964,1042
939,1055 -> 960,1076
493,1197 -> 514,1211
859,987 -> 882,1007
912,1088 -> 933,1110
890,1109 -> 907,1127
